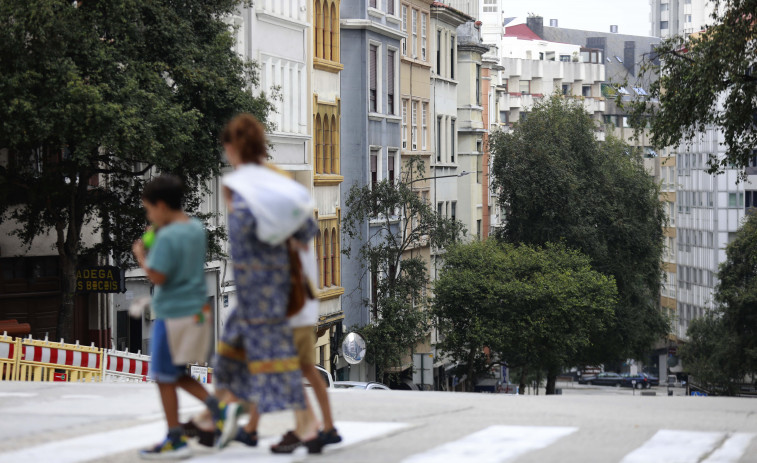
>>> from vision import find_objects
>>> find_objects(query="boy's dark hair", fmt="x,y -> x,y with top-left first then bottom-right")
142,175 -> 184,210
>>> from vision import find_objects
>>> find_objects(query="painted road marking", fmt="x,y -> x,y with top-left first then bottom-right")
189,421 -> 410,462
401,425 -> 578,463
0,392 -> 37,398
621,430 -> 755,463
0,421 -> 165,463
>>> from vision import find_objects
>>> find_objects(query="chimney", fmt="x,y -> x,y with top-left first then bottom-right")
624,41 -> 636,75
526,16 -> 544,39
549,19 -> 558,27
610,25 -> 619,34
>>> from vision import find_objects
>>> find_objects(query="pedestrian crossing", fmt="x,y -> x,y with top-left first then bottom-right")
0,421 -> 753,462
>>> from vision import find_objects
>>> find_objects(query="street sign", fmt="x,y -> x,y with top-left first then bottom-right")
342,332 -> 367,365
76,266 -> 124,293
190,365 -> 209,384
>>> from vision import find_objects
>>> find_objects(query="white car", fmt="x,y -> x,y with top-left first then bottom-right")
303,365 -> 335,388
334,381 -> 391,390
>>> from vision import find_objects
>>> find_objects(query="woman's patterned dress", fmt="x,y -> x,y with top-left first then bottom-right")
213,191 -> 317,413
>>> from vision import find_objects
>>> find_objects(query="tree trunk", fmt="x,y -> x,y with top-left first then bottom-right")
518,367 -> 527,395
467,348 -> 476,392
546,370 -> 558,395
58,253 -> 77,342
56,175 -> 87,342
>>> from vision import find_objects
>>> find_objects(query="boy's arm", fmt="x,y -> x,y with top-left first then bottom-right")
132,240 -> 168,285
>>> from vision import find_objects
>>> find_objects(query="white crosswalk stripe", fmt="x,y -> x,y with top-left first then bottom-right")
621,430 -> 756,463
0,420 -> 408,463
401,425 -> 578,463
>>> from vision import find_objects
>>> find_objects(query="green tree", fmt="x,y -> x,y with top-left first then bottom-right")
490,95 -> 668,364
433,240 -> 617,394
624,0 -> 757,173
0,0 -> 273,340
342,158 -> 464,380
682,212 -> 757,394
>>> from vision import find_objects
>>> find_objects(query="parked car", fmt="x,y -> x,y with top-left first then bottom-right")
621,373 -> 659,389
578,372 -> 624,387
334,381 -> 391,390
303,365 -> 334,388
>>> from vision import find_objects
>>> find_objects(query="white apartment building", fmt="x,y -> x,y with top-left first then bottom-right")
650,0 -> 715,37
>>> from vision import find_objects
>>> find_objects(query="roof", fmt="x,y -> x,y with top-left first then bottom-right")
504,23 -> 543,41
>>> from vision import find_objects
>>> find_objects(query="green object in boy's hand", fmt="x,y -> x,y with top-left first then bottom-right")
142,228 -> 156,250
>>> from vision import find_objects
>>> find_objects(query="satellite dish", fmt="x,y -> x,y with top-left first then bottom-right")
342,332 -> 367,365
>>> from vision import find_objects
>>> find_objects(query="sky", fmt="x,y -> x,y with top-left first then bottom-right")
503,0 -> 653,37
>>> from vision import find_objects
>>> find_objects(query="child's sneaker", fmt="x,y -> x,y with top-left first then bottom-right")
234,428 -> 258,447
139,436 -> 191,460
214,402 -> 242,449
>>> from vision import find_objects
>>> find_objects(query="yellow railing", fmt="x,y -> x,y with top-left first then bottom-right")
0,334 -> 20,381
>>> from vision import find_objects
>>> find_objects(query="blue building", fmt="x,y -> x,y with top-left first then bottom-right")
339,1 -> 404,381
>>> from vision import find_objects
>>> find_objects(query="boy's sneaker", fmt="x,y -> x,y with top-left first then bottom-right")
139,436 -> 191,460
234,429 -> 258,447
214,402 -> 242,449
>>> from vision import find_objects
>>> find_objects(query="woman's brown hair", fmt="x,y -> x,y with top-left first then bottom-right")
221,113 -> 267,164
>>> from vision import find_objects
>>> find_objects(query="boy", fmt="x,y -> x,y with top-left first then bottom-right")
132,175 -> 230,460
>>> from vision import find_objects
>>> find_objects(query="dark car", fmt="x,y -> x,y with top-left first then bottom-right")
621,373 -> 659,389
578,372 -> 624,387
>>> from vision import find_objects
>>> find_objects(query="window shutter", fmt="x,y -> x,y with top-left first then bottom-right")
370,46 -> 377,91
387,51 -> 394,96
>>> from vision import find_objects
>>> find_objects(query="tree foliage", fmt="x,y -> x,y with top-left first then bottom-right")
433,240 -> 617,393
624,0 -> 757,173
682,212 -> 757,394
342,157 -> 464,379
490,95 -> 668,363
0,0 -> 272,339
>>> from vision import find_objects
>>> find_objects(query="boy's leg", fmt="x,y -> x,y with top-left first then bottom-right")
158,382 -> 181,429
302,365 -> 334,431
243,404 -> 261,434
176,375 -> 209,402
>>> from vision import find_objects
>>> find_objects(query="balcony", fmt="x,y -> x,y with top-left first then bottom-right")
256,0 -> 307,25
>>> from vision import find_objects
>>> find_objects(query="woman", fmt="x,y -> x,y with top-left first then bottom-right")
212,113 -> 319,451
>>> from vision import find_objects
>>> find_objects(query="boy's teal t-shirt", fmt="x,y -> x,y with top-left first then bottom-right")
146,218 -> 207,319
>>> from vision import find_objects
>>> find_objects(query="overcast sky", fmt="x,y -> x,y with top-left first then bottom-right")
504,0 -> 653,37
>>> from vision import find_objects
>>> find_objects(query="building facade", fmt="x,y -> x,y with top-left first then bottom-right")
340,0 -> 405,381
649,0 -> 714,38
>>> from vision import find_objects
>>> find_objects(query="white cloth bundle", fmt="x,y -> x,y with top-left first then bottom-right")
222,164 -> 314,246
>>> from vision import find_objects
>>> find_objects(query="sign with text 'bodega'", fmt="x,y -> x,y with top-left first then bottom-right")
76,266 -> 123,293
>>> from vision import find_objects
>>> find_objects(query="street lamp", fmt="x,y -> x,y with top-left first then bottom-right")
407,170 -> 474,187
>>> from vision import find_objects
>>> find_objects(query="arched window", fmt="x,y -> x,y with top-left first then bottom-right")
331,115 -> 339,174
331,3 -> 339,62
315,0 -> 323,59
316,230 -> 323,288
323,229 -> 331,287
331,227 -> 338,286
323,115 -> 331,174
315,115 -> 323,174
323,2 -> 332,61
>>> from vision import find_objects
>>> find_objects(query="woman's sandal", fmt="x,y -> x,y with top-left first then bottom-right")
270,431 -> 303,454
304,428 -> 343,454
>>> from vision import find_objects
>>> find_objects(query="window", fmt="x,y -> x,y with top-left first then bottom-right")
739,192 -> 745,207
369,0 -> 377,8
369,44 -> 378,112
422,103 -> 428,150
401,6 -> 408,55
476,64 -> 481,105
477,220 -> 482,238
436,30 -> 442,75
519,80 -> 530,94
436,116 -> 442,162
388,152 -> 396,184
315,101 -> 340,175
660,21 -> 669,30
483,0 -> 497,12
437,202 -> 443,217
685,14 -> 692,23
477,154 -> 483,184
668,202 -> 675,226
421,14 -> 427,61
411,101 -> 418,150
450,201 -> 456,221
450,119 -> 456,162
559,55 -> 571,62
412,9 -> 418,58
582,85 -> 592,97
729,193 -> 737,208
387,0 -> 394,15
402,99 -> 408,149
661,3 -> 669,11
323,228 -> 331,287
450,36 -> 455,79
371,150 -> 378,189
562,84 -> 570,95
315,0 -> 324,59
615,56 -> 623,63
387,50 -> 396,115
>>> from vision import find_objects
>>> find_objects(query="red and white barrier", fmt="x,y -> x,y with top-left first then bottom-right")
16,337 -> 104,382
103,349 -> 151,383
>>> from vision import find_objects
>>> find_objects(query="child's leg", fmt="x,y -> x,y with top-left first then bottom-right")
158,382 -> 181,429
243,404 -> 260,433
176,375 -> 209,402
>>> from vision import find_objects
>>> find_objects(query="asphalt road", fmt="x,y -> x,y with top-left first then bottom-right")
0,381 -> 755,463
